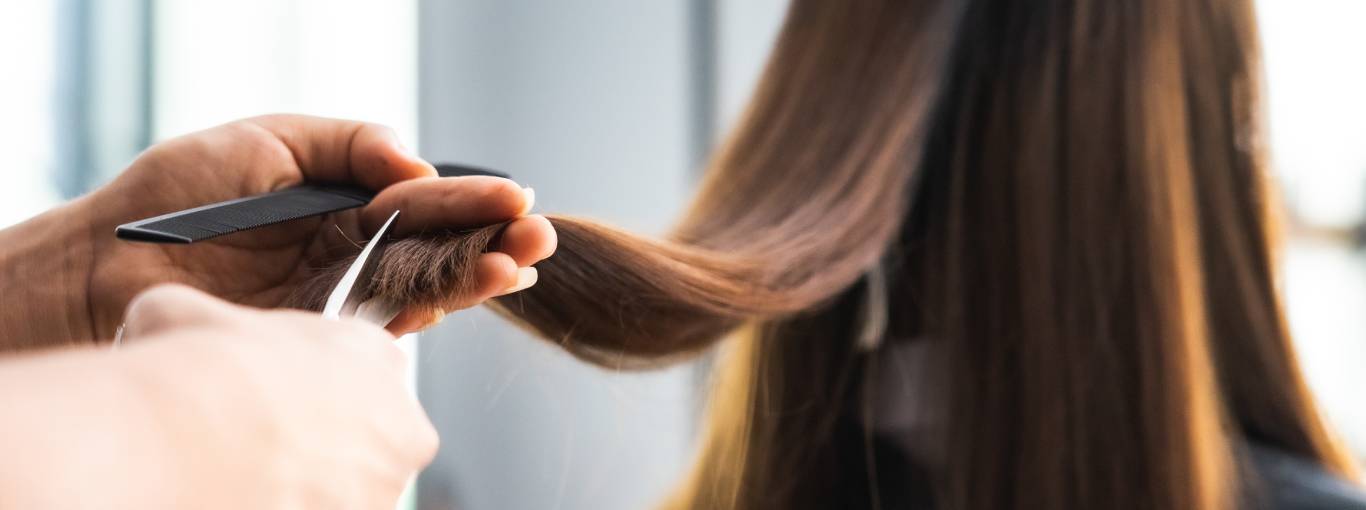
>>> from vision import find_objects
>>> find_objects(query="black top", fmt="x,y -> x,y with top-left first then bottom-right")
866,437 -> 1366,509
1249,443 -> 1366,510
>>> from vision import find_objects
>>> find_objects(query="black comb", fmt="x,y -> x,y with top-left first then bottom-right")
115,163 -> 508,244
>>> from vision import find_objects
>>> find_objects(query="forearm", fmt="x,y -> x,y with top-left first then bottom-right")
0,198 -> 99,350
0,346 -> 174,508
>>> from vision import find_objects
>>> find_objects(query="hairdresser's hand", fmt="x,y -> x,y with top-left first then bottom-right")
0,284 -> 436,509
0,114 -> 556,348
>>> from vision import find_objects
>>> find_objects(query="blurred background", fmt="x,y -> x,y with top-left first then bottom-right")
0,1 -> 1362,509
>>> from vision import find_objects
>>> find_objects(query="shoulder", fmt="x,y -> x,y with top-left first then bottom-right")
1249,443 -> 1366,510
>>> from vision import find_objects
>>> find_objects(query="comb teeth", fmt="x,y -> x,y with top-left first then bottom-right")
114,163 -> 511,244
117,185 -> 372,243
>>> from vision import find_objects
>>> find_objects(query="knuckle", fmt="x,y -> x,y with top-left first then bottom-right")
243,113 -> 301,127
134,283 -> 196,305
358,123 -> 401,163
407,415 -> 440,465
125,284 -> 195,325
123,284 -> 240,338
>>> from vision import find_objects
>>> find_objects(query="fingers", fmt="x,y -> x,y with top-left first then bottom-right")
375,212 -> 551,335
405,409 -> 441,467
244,114 -> 436,191
385,308 -> 444,336
384,252 -> 528,335
465,252 -> 523,305
123,284 -> 238,340
499,214 -> 557,266
360,176 -> 531,236
362,177 -> 552,262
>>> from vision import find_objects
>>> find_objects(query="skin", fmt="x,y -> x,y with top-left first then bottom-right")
0,284 -> 440,509
0,114 -> 558,506
0,114 -> 557,349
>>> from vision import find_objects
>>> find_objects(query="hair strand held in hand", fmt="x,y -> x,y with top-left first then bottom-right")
288,0 -> 1361,508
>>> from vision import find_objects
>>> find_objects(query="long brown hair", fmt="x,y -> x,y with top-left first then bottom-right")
296,0 -> 1360,507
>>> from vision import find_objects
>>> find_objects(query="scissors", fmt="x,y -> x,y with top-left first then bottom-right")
321,209 -> 404,326
111,209 -> 404,347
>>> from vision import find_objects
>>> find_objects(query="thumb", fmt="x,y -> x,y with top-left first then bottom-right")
123,284 -> 238,340
244,114 -> 437,191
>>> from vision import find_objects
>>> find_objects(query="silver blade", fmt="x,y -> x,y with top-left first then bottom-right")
321,210 -> 400,320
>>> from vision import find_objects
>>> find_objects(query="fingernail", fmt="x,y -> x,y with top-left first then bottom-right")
519,187 -> 536,216
498,267 -> 538,296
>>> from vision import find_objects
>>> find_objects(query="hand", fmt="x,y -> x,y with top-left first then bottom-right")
122,285 -> 437,508
0,114 -> 556,348
0,284 -> 437,509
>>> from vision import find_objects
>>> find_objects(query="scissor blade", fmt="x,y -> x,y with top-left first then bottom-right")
321,210 -> 400,320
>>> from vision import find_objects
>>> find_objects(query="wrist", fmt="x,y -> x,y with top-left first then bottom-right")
0,196 -> 101,349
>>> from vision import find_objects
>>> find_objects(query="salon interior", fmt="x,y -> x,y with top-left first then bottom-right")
1,1 -> 1363,509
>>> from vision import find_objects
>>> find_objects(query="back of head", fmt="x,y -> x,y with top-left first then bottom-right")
292,0 -> 1361,507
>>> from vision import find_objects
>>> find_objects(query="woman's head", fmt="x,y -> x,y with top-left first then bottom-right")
293,0 -> 1359,507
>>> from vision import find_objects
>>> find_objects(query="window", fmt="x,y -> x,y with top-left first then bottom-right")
0,2 -> 61,226
1260,0 -> 1366,459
